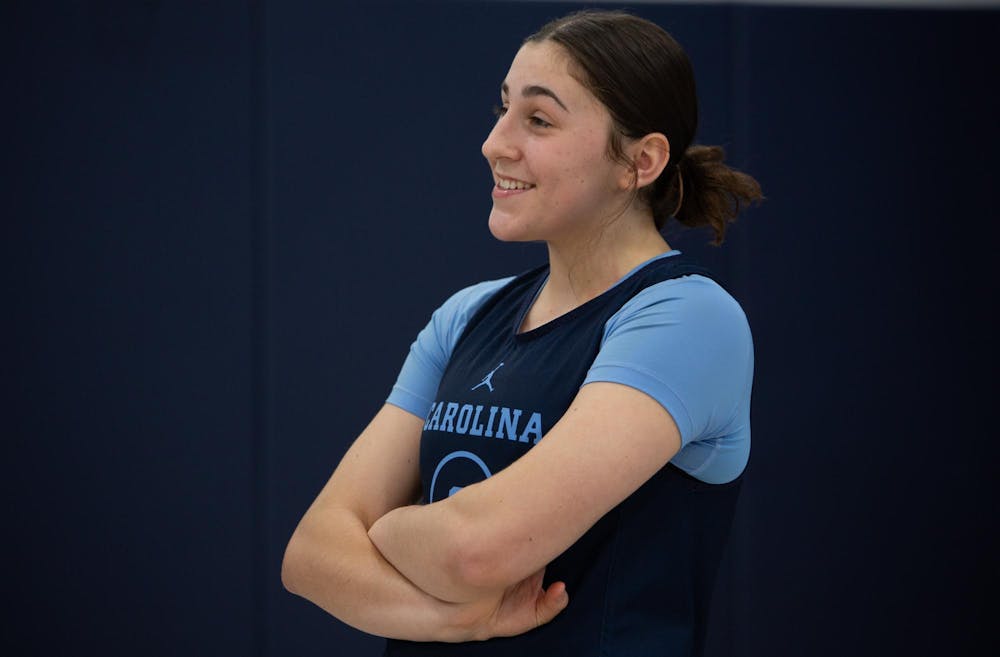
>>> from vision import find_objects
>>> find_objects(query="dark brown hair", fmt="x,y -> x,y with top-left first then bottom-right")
526,10 -> 762,244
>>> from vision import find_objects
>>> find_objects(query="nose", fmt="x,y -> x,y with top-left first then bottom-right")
481,115 -> 519,164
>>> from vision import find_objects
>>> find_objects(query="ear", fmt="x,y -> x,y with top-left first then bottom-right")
621,133 -> 670,190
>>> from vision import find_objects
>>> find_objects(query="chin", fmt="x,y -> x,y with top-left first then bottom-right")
488,209 -> 537,243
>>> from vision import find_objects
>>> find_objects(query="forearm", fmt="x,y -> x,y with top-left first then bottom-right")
282,507 -> 474,642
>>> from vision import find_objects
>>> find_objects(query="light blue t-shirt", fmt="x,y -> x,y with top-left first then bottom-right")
388,252 -> 753,484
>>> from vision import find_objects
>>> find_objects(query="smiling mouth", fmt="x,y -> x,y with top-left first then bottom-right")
496,178 -> 535,190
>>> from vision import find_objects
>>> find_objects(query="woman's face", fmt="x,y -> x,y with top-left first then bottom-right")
482,41 -> 630,244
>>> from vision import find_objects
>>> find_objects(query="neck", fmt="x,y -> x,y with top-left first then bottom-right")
543,207 -> 671,308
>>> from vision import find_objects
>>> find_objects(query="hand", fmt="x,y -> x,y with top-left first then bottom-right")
454,569 -> 569,642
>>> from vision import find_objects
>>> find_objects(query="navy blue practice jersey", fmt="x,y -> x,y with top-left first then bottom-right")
386,254 -> 744,657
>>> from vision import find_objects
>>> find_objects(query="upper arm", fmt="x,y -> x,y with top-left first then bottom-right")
281,403 -> 424,599
300,403 -> 425,531
442,277 -> 753,587
445,381 -> 681,588
304,277 -> 513,526
586,276 -> 753,482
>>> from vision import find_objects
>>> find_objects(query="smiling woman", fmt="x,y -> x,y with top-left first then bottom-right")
483,40 -> 631,247
282,9 -> 761,657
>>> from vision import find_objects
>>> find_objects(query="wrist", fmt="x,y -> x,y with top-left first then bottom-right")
436,596 -> 499,643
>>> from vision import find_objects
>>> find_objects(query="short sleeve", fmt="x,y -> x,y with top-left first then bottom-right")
583,275 -> 754,483
386,277 -> 513,419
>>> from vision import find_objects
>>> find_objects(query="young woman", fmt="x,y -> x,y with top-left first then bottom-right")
282,10 -> 762,656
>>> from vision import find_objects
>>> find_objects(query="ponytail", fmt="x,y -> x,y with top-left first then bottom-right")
650,145 -> 763,245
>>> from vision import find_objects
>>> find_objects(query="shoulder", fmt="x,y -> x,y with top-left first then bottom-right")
602,274 -> 754,412
588,273 -> 753,483
419,275 -> 516,368
386,276 -> 515,418
438,277 -> 515,317
428,276 -> 515,344
608,274 -> 751,342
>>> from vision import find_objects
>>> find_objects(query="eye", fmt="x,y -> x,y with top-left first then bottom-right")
492,104 -> 508,119
529,116 -> 552,129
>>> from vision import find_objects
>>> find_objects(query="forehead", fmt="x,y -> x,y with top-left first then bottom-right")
506,41 -> 571,79
502,41 -> 596,108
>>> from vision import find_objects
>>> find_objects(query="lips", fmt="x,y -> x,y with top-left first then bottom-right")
496,177 -> 535,190
494,173 -> 535,190
493,174 -> 535,199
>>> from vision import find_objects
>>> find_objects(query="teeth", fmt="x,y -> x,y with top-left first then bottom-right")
498,178 -> 534,190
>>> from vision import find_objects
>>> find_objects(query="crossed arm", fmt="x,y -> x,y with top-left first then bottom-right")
281,381 -> 682,641
280,404 -> 569,641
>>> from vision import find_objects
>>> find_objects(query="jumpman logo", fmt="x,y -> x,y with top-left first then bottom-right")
471,362 -> 504,392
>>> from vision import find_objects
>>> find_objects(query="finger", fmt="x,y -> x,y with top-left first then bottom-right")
534,581 -> 569,626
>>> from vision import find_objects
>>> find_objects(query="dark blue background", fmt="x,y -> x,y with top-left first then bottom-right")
5,1 -> 997,655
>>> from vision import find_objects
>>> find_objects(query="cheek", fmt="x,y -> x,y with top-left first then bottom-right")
567,133 -> 614,184
559,157 -> 616,200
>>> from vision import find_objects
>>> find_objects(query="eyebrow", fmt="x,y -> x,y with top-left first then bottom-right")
501,82 -> 569,112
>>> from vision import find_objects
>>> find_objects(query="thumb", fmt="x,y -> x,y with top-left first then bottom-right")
535,581 -> 569,626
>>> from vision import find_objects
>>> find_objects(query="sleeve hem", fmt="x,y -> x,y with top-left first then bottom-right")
583,362 -> 695,446
386,385 -> 433,420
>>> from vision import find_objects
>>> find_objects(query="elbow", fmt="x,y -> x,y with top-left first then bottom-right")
280,531 -> 307,595
437,497 -> 525,593
280,550 -> 296,595
447,522 -> 514,592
